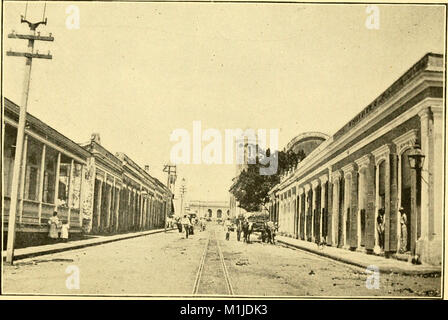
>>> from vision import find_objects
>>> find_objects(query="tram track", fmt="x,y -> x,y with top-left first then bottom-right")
192,229 -> 234,296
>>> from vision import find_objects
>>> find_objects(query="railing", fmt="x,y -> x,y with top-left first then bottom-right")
21,200 -> 40,225
3,197 -> 81,229
70,208 -> 80,227
41,202 -> 55,224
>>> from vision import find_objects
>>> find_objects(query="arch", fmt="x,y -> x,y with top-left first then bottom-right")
286,132 -> 330,150
400,149 -> 412,253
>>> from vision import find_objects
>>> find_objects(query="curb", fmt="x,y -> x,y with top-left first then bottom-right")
3,228 -> 176,262
277,239 -> 441,276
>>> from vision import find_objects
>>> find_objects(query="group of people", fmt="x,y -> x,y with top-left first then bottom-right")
48,211 -> 70,242
223,217 -> 278,244
376,206 -> 408,253
176,215 -> 206,239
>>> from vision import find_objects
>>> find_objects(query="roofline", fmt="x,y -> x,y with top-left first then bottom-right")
3,97 -> 91,159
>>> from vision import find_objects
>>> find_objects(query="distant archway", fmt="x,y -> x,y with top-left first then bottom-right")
217,209 -> 222,219
208,209 -> 212,218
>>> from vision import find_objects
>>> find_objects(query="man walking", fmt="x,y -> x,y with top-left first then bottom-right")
224,218 -> 232,241
236,219 -> 242,241
181,215 -> 191,239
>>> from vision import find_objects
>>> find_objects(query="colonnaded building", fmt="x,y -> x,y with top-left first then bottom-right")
188,200 -> 231,221
269,53 -> 444,266
3,98 -> 172,246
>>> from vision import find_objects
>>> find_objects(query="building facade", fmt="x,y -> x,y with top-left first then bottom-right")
3,98 -> 92,237
269,53 -> 444,266
3,98 -> 172,244
188,200 -> 230,221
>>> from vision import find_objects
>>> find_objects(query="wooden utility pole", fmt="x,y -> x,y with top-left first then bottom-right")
6,15 -> 53,264
179,179 -> 187,218
163,164 -> 177,232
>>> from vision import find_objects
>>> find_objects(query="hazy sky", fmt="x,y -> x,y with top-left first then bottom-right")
3,2 -> 445,205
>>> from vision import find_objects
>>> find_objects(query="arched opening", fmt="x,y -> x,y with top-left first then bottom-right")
377,160 -> 386,250
217,209 -> 222,219
338,176 -> 345,248
400,149 -> 412,253
208,209 -> 212,218
314,184 -> 322,242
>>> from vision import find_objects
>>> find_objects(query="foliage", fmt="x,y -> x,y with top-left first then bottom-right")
230,146 -> 306,213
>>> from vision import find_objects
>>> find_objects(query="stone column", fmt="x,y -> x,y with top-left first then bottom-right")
416,106 -> 443,265
319,174 -> 328,244
343,163 -> 359,249
418,107 -> 431,251
297,187 -> 303,240
365,155 -> 376,251
95,178 -> 103,230
115,185 -> 120,232
311,180 -> 319,243
429,106 -> 443,265
105,179 -> 112,230
331,171 -> 341,247
327,174 -> 333,246
304,184 -> 311,241
389,149 -> 399,252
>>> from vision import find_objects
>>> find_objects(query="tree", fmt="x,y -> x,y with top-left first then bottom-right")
230,146 -> 306,213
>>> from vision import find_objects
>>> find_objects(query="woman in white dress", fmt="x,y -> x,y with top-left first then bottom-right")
48,211 -> 61,240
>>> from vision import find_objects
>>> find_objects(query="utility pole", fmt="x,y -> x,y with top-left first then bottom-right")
6,15 -> 53,265
163,164 -> 177,232
179,178 -> 187,218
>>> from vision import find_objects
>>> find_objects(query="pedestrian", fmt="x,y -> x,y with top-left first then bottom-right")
189,216 -> 194,235
399,207 -> 408,253
177,217 -> 183,233
266,220 -> 275,244
224,218 -> 232,240
377,208 -> 385,250
181,215 -> 191,239
48,211 -> 61,241
236,219 -> 242,241
61,220 -> 70,242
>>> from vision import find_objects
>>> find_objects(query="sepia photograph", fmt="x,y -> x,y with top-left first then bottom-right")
1,0 -> 446,301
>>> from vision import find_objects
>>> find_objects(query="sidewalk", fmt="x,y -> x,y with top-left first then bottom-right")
277,236 -> 441,276
2,228 -> 174,262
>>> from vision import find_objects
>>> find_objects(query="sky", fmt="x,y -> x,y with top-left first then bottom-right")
3,2 -> 445,206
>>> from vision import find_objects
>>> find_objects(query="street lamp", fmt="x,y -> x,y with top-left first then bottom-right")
407,144 -> 425,261
407,144 -> 425,170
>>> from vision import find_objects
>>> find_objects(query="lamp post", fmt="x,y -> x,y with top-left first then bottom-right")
407,144 -> 425,257
407,144 -> 425,171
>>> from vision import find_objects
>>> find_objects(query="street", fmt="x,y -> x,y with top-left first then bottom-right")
2,223 -> 441,297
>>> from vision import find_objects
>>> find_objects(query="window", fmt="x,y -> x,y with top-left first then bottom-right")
43,148 -> 57,204
3,124 -> 17,197
24,139 -> 43,201
58,155 -> 72,207
71,162 -> 82,209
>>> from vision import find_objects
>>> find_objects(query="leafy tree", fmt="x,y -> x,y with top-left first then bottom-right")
230,146 -> 306,213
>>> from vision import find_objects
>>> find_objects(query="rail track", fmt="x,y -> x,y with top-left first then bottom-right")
192,229 -> 234,295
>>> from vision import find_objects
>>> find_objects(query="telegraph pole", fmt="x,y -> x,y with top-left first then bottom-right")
179,179 -> 187,218
163,164 -> 177,232
6,15 -> 53,264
